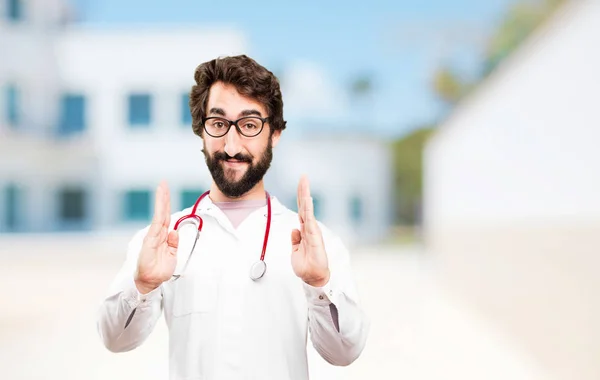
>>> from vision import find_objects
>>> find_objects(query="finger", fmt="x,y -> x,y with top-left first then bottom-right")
163,183 -> 171,228
167,230 -> 179,256
149,182 -> 167,236
301,175 -> 311,199
303,195 -> 315,223
297,175 -> 310,223
152,181 -> 166,222
291,229 -> 302,246
303,196 -> 321,236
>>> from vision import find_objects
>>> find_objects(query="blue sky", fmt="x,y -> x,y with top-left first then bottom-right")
72,0 -> 516,139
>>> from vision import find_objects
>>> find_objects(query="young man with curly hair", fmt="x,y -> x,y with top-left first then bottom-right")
97,55 -> 369,380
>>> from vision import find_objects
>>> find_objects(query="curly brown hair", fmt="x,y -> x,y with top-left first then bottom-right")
189,55 -> 287,137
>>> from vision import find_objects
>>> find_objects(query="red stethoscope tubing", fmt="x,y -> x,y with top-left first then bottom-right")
173,190 -> 272,263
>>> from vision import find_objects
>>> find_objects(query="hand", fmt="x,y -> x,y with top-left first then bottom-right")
134,181 -> 179,294
291,175 -> 330,287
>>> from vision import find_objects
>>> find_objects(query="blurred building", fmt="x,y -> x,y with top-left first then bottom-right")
423,1 -> 600,379
0,0 -> 392,245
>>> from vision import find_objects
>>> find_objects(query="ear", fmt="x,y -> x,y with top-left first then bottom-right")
271,129 -> 282,148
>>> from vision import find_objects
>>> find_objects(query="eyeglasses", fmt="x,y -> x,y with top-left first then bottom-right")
202,116 -> 269,138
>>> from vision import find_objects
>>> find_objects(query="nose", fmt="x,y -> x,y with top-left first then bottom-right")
223,123 -> 243,157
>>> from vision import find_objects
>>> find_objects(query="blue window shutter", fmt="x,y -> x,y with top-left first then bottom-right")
128,94 -> 151,127
59,94 -> 86,135
4,184 -> 20,231
123,190 -> 151,221
6,85 -> 19,127
180,189 -> 204,209
350,196 -> 363,223
58,188 -> 86,222
7,0 -> 23,21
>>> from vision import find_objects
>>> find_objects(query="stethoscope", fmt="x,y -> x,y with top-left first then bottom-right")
172,190 -> 272,281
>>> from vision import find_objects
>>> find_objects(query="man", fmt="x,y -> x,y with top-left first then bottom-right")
97,55 -> 369,380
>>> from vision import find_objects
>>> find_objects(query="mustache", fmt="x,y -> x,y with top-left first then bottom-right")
213,151 -> 253,163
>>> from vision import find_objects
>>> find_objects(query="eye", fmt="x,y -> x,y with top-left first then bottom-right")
239,118 -> 260,130
208,119 -> 228,129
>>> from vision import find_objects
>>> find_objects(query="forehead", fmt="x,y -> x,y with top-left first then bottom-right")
207,82 -> 267,117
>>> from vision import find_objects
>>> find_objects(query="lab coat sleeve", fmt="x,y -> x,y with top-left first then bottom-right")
96,227 -> 164,353
303,232 -> 370,366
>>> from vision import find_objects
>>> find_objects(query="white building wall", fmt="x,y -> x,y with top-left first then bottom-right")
0,0 -> 71,136
1,5 -> 393,243
0,0 -> 75,232
53,27 -> 247,230
268,134 -> 393,246
423,1 -> 600,379
425,0 -> 600,227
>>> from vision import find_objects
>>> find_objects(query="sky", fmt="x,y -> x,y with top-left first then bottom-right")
72,0 -> 516,139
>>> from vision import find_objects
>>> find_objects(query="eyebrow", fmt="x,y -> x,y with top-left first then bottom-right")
208,107 -> 263,118
239,109 -> 263,117
208,107 -> 226,116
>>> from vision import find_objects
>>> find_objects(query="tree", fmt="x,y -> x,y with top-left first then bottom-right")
431,66 -> 471,107
348,73 -> 374,130
482,0 -> 567,75
431,0 -> 567,105
392,125 -> 435,225
392,0 -> 568,226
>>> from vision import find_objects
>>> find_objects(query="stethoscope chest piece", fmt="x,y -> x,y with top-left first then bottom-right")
249,260 -> 267,281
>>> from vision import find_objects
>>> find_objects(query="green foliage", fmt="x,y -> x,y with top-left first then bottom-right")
350,75 -> 373,96
390,0 -> 567,225
431,66 -> 472,107
392,126 -> 435,224
432,0 -> 567,105
483,0 -> 567,75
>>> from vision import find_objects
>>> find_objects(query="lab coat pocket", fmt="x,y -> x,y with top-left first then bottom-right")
171,274 -> 217,317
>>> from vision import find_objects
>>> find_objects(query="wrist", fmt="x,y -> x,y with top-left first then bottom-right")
134,278 -> 160,295
304,269 -> 330,288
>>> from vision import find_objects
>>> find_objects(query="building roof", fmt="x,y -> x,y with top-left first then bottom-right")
428,0 -> 588,147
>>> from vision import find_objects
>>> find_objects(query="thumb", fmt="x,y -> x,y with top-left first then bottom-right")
167,230 -> 179,256
291,229 -> 302,246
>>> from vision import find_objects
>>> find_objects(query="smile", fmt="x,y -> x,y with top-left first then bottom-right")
223,160 -> 249,168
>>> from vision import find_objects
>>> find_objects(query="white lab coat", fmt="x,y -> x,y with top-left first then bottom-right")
97,195 -> 369,380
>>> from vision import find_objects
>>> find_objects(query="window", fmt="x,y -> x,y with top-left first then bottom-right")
181,189 -> 204,209
5,85 -> 19,127
58,187 -> 86,222
128,94 -> 152,127
312,194 -> 322,220
123,190 -> 151,221
7,0 -> 22,22
181,93 -> 192,125
4,183 -> 20,231
350,196 -> 363,224
59,94 -> 86,135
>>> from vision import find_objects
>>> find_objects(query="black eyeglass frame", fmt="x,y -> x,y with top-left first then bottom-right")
201,116 -> 270,138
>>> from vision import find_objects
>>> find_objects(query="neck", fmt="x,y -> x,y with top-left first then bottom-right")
209,181 -> 267,202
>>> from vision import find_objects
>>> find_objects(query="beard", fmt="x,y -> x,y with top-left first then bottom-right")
203,138 -> 273,198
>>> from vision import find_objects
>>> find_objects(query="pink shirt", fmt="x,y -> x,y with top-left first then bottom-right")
213,199 -> 267,229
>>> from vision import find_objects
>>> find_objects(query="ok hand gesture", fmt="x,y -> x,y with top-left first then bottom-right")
291,176 -> 330,287
134,181 -> 179,294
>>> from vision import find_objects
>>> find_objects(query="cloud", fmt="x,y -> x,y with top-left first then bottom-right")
279,61 -> 349,121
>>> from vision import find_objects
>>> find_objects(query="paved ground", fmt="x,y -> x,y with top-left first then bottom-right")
0,233 -> 548,379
